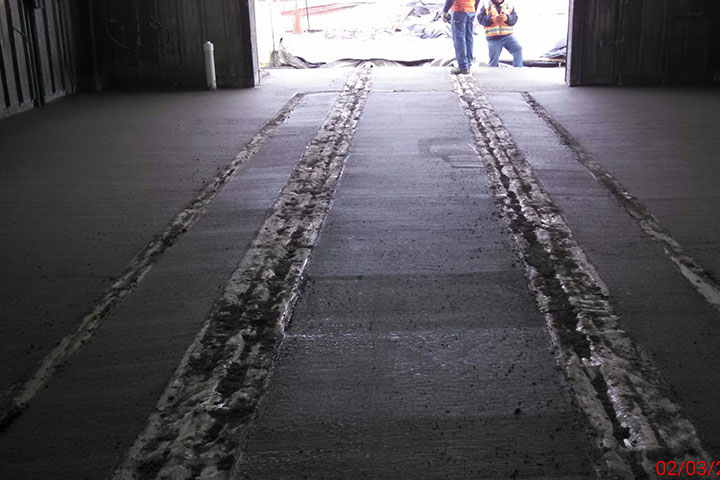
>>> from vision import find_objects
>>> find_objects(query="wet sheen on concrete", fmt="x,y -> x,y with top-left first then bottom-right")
0,92 -> 338,479
528,86 -> 720,280
2,66 -> 719,479
484,79 -> 720,456
235,69 -> 597,479
0,70 -> 348,396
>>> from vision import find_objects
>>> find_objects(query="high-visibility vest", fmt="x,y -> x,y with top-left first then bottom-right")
484,1 -> 514,37
451,0 -> 477,13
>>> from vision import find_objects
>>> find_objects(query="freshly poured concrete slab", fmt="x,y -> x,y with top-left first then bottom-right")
3,65 -> 718,479
0,70 -> 347,396
236,69 -> 597,479
488,88 -> 720,456
527,86 -> 720,280
0,93 -> 338,480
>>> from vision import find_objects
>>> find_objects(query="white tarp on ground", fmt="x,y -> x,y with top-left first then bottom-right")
255,0 -> 568,68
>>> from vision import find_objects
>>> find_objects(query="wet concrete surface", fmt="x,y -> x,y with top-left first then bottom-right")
526,85 -> 720,281
236,70 -> 598,478
0,70 -> 347,395
0,89 -> 338,478
0,66 -> 719,478
483,80 -> 720,457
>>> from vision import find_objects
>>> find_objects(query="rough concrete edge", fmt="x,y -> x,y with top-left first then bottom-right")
452,74 -> 710,479
110,67 -> 374,480
523,92 -> 720,315
0,93 -> 307,435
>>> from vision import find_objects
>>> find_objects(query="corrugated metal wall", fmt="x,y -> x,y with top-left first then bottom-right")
567,0 -> 720,86
92,0 -> 258,88
0,0 -> 75,118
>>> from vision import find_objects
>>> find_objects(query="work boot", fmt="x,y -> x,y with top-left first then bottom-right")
451,67 -> 470,75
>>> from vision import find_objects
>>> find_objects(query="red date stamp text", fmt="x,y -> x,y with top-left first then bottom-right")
657,460 -> 720,477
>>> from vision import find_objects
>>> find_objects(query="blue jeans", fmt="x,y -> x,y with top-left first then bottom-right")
451,12 -> 475,70
487,35 -> 523,67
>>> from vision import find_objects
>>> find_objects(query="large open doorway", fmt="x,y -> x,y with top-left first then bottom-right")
253,0 -> 569,69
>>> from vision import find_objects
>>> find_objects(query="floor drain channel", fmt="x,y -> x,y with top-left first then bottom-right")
452,74 -> 708,479
112,67 -> 373,480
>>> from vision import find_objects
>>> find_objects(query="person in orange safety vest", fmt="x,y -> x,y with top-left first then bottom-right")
442,0 -> 482,75
477,0 -> 523,67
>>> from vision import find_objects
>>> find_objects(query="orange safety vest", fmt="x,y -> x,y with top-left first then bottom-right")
451,0 -> 477,13
484,1 -> 514,37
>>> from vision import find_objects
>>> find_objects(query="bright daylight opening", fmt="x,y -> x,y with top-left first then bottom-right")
254,0 -> 569,69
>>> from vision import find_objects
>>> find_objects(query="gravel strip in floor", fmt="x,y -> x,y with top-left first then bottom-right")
452,74 -> 709,479
111,67 -> 373,480
523,92 -> 720,315
0,93 -> 307,435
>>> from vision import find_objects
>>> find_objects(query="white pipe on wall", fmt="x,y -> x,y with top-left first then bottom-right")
203,41 -> 217,90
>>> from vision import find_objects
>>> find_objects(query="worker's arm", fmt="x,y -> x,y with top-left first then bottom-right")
506,7 -> 518,26
477,5 -> 494,26
443,0 -> 454,13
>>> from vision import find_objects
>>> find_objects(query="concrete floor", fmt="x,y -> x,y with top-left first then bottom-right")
0,66 -> 719,479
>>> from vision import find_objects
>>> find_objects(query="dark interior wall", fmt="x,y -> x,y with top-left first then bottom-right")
2,0 -> 258,119
1,0 -> 79,118
68,0 -> 101,91
712,0 -> 720,83
91,0 -> 258,88
567,0 -> 720,86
